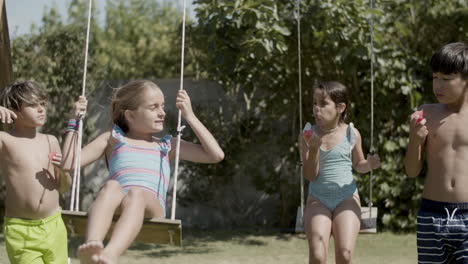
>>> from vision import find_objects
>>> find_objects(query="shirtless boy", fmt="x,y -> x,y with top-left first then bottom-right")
0,81 -> 71,263
405,42 -> 468,263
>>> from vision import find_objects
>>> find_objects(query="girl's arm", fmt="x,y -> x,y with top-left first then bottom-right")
299,131 -> 321,181
172,90 -> 224,163
352,127 -> 381,174
61,96 -> 111,171
62,131 -> 111,171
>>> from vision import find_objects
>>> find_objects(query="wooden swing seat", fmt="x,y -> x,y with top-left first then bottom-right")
360,206 -> 378,234
61,210 -> 182,246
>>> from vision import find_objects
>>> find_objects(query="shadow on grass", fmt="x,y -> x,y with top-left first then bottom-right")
67,228 -> 304,259
180,228 -> 302,243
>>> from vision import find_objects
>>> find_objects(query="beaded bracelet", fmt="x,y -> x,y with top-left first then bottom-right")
65,119 -> 79,133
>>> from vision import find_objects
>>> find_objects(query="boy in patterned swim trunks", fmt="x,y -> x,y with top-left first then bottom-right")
405,42 -> 468,263
0,81 -> 72,263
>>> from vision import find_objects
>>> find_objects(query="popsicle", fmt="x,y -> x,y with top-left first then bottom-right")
303,122 -> 313,140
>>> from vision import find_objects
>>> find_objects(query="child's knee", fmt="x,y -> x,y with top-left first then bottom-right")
336,247 -> 352,262
309,247 -> 327,263
122,188 -> 146,206
98,181 -> 123,199
101,181 -> 121,192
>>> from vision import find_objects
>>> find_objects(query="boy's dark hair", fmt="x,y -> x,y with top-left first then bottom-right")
0,81 -> 48,111
314,81 -> 349,122
430,42 -> 468,78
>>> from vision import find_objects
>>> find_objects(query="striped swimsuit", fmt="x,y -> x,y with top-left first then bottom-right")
109,125 -> 172,216
308,123 -> 358,212
417,198 -> 468,263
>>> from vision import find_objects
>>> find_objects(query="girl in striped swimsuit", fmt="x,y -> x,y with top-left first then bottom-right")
298,82 -> 381,264
62,80 -> 224,264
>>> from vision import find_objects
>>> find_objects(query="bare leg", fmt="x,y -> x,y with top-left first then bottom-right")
78,180 -> 125,264
99,188 -> 164,263
304,196 -> 333,264
332,195 -> 361,264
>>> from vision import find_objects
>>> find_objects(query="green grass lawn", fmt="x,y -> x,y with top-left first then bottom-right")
0,230 -> 416,263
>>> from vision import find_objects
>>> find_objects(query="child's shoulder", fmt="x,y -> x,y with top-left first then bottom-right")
41,133 -> 61,147
346,122 -> 361,136
158,134 -> 173,144
0,130 -> 15,147
0,130 -> 8,137
418,103 -> 446,121
0,130 -> 7,148
419,103 -> 444,112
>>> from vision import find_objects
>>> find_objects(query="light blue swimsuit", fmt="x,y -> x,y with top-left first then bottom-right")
308,124 -> 358,212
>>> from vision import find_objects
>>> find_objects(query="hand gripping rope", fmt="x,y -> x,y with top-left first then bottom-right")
170,0 -> 188,221
69,0 -> 93,212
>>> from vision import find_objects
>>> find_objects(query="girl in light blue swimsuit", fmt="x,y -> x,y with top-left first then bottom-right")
298,81 -> 381,264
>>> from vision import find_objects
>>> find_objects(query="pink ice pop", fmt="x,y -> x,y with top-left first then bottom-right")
413,109 -> 424,124
303,122 -> 313,140
48,152 -> 57,161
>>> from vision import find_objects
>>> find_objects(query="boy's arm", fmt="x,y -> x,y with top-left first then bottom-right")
352,128 -> 381,173
404,109 -> 428,178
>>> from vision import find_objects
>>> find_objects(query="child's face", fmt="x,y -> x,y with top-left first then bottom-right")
15,101 -> 47,127
432,72 -> 468,104
126,88 -> 166,134
312,89 -> 342,126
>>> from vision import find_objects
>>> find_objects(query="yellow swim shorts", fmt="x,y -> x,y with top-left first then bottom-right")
3,209 -> 68,264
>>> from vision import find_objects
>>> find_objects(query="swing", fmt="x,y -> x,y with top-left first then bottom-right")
61,0 -> 188,246
359,0 -> 378,234
294,0 -> 378,234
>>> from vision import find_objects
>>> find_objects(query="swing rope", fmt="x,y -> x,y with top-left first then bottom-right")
368,0 -> 375,217
170,0 -> 187,221
70,0 -> 93,212
295,0 -> 304,221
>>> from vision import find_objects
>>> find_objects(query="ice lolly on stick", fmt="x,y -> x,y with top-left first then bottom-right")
303,122 -> 313,140
48,152 -> 57,161
413,109 -> 424,124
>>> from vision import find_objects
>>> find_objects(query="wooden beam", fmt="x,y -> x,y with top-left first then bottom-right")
0,0 -> 13,89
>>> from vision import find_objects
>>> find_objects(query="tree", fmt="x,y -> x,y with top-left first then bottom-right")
188,0 -> 468,230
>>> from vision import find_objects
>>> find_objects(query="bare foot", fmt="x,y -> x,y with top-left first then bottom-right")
78,240 -> 104,264
98,251 -> 118,264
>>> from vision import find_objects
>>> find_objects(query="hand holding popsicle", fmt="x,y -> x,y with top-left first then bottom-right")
413,109 -> 424,124
409,109 -> 428,144
303,122 -> 314,140
302,122 -> 321,149
48,152 -> 62,167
